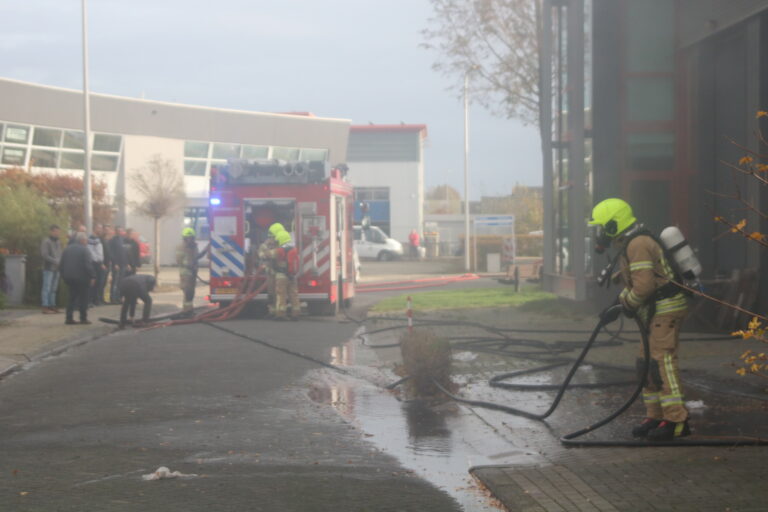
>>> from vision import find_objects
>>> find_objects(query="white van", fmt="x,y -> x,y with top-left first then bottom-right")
353,225 -> 404,261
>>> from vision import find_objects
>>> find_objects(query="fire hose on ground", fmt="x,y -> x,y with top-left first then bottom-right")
98,272 -> 767,447
371,306 -> 768,447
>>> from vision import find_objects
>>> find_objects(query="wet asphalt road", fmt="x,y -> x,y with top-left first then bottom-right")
0,314 -> 463,512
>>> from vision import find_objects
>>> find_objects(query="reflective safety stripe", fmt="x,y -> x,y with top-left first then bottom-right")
660,394 -> 685,407
660,255 -> 675,280
626,289 -> 643,308
643,392 -> 661,404
629,260 -> 654,272
655,293 -> 687,315
674,422 -> 687,436
620,288 -> 629,300
664,353 -> 681,396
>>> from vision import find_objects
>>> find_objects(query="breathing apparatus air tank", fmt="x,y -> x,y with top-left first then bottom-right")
659,226 -> 702,290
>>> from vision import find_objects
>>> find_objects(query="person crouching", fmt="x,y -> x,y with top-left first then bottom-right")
119,274 -> 156,328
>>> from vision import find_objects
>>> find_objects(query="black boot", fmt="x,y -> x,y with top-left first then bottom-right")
647,419 -> 691,442
631,418 -> 661,438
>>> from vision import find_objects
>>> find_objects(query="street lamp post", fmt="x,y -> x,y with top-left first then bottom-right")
82,0 -> 93,233
463,71 -> 471,272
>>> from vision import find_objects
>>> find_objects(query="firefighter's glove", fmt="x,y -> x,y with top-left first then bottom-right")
599,304 -> 624,325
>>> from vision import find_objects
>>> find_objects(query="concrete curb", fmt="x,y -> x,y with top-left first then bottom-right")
0,325 -> 115,380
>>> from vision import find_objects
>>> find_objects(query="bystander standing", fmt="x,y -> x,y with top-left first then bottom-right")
124,228 -> 140,276
108,226 -> 128,303
100,224 -> 112,304
68,224 -> 86,246
87,224 -> 106,306
40,224 -> 62,314
408,229 -> 420,260
59,232 -> 95,325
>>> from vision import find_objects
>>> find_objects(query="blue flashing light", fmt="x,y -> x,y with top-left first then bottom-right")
210,197 -> 221,206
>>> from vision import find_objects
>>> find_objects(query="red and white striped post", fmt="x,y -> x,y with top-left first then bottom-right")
406,296 -> 413,334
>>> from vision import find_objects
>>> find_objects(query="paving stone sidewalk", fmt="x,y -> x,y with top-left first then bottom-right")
472,445 -> 768,512
457,308 -> 768,512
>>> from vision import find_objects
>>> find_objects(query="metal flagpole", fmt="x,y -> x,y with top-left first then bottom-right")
463,71 -> 470,272
82,0 -> 93,233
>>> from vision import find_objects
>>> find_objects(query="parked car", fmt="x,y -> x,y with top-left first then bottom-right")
353,247 -> 361,282
353,225 -> 403,261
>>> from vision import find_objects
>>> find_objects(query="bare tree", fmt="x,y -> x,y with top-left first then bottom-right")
421,0 -> 542,125
129,155 -> 186,281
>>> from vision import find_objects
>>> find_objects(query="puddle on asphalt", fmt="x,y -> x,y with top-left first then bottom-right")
309,337 -> 550,511
313,332 -> 768,510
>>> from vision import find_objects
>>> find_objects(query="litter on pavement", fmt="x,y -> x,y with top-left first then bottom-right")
141,466 -> 198,481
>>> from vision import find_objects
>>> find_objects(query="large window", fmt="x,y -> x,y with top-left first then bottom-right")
626,0 -> 674,73
4,124 -> 29,144
0,122 -> 122,172
627,78 -> 675,122
184,160 -> 207,176
212,143 -> 240,160
93,134 -> 122,152
623,0 -> 676,182
63,130 -> 85,149
33,127 -> 62,147
243,145 -> 269,159
30,149 -> 57,168
354,187 -> 389,202
1,146 -> 25,166
626,133 -> 675,171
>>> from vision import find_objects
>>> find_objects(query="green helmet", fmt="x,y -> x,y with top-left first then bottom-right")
268,223 -> 285,237
588,198 -> 637,237
275,231 -> 292,247
182,227 -> 196,238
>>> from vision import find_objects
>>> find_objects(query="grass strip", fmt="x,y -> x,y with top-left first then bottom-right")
372,286 -> 557,313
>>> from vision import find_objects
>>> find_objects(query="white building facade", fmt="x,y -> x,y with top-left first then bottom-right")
0,77 -> 350,265
347,125 -> 426,244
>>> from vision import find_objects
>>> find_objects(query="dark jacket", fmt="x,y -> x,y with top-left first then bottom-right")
119,274 -> 156,298
125,237 -> 141,269
108,235 -> 127,268
59,243 -> 95,282
101,235 -> 111,268
40,236 -> 62,271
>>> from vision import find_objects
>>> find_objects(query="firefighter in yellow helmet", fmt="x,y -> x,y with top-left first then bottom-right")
271,230 -> 300,320
258,223 -> 284,313
176,227 -> 201,315
589,198 -> 690,441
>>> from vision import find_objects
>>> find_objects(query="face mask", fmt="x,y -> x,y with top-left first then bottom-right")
594,226 -> 612,254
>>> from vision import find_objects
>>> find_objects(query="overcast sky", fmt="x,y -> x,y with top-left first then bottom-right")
1,0 -> 541,198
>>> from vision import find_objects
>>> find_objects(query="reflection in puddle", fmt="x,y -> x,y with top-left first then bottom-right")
307,369 -> 543,511
330,338 -> 357,367
402,401 -> 452,456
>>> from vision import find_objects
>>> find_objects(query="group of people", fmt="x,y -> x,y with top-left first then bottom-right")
40,223 -> 146,325
257,222 -> 300,319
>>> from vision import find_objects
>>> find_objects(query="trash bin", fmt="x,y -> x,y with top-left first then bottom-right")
424,232 -> 440,259
4,254 -> 26,305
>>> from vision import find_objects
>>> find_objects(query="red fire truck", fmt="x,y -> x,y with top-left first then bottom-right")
207,159 -> 355,315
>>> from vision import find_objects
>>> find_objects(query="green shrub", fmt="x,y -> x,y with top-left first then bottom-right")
0,185 -> 67,304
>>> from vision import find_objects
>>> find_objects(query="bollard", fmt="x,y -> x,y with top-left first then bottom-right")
514,265 -> 520,292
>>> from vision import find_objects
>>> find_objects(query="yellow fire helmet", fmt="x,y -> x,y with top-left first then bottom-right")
268,223 -> 285,237
275,230 -> 292,247
182,227 -> 196,238
588,198 -> 637,237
